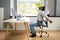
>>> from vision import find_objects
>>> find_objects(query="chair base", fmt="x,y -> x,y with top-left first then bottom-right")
39,30 -> 49,37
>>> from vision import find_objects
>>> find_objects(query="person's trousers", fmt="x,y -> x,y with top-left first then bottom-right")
29,21 -> 42,33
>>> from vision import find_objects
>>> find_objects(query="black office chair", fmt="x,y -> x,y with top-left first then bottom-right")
38,19 -> 49,37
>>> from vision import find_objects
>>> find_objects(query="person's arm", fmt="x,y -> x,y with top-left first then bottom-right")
39,11 -> 52,23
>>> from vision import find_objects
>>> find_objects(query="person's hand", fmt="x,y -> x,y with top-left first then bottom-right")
49,20 -> 52,23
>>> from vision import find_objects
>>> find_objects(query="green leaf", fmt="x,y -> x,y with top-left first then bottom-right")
36,3 -> 44,7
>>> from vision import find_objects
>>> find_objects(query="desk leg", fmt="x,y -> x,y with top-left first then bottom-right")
5,22 -> 10,40
24,22 -> 29,40
14,22 -> 16,31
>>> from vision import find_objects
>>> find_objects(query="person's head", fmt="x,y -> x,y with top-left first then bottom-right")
38,6 -> 45,11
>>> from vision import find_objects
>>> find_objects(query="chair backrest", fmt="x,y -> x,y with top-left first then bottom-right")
41,10 -> 49,27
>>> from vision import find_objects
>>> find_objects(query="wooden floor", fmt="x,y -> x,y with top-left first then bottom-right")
0,30 -> 60,40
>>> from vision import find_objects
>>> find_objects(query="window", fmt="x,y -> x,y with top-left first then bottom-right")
17,0 -> 44,16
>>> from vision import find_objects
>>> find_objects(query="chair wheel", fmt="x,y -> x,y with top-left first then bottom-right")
45,32 -> 47,34
40,35 -> 42,37
46,34 -> 49,37
47,34 -> 49,37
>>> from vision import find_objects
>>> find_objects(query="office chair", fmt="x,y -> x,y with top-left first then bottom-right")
38,19 -> 49,37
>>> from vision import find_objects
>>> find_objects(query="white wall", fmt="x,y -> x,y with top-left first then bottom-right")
12,17 -> 60,30
45,17 -> 60,30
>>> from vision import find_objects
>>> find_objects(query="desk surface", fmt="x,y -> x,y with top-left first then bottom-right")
3,17 -> 30,22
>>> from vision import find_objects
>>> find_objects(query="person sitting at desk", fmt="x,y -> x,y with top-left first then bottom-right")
29,6 -> 52,37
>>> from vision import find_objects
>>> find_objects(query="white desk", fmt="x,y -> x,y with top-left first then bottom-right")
3,17 -> 30,40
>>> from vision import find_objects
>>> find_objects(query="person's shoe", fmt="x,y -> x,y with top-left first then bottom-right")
30,33 -> 36,37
